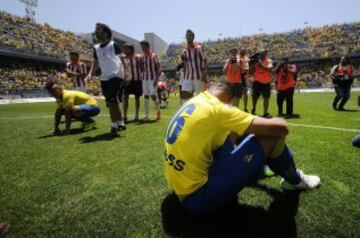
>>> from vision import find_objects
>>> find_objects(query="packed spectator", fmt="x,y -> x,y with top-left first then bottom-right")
0,11 -> 92,60
0,11 -> 359,95
0,64 -> 100,95
165,22 -> 360,65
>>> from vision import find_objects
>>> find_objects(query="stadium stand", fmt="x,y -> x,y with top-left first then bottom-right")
165,22 -> 360,65
0,11 -> 359,96
0,11 -> 92,60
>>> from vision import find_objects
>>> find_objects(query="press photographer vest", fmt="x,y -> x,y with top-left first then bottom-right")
226,59 -> 241,83
336,64 -> 352,79
253,58 -> 272,84
277,66 -> 296,91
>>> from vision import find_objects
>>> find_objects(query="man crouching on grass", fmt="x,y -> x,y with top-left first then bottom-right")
164,79 -> 321,216
45,82 -> 100,135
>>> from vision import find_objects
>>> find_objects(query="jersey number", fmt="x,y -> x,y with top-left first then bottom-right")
166,104 -> 196,144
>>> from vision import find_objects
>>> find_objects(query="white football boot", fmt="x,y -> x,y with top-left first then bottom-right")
281,169 -> 321,190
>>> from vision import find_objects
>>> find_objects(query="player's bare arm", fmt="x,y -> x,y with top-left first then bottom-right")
85,59 -> 99,82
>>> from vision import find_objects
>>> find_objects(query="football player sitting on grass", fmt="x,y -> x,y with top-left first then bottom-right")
164,79 -> 321,216
45,82 -> 100,135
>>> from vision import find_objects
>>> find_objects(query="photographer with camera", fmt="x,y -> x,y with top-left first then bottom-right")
330,56 -> 353,111
273,58 -> 298,117
223,48 -> 243,107
250,49 -> 273,117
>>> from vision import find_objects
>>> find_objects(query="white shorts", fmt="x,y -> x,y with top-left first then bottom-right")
179,79 -> 185,87
181,79 -> 204,94
142,80 -> 157,96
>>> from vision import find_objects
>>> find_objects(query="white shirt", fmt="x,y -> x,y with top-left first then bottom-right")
94,41 -> 124,81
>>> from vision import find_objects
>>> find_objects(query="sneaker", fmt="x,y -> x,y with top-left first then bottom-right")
118,121 -> 126,131
123,117 -> 128,124
281,169 -> 321,190
332,102 -> 337,110
251,109 -> 256,115
143,116 -> 150,122
110,127 -> 118,136
156,110 -> 161,120
263,165 -> 275,177
82,119 -> 95,131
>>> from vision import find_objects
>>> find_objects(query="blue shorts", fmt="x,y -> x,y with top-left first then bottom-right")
73,105 -> 100,122
181,134 -> 265,216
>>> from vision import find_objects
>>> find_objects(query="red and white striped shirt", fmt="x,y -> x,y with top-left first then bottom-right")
182,43 -> 207,80
66,61 -> 87,88
140,51 -> 160,80
123,54 -> 141,81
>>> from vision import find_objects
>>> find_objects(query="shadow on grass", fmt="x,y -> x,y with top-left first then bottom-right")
38,128 -> 89,139
161,184 -> 300,238
79,132 -> 121,143
136,119 -> 159,125
337,109 -> 360,112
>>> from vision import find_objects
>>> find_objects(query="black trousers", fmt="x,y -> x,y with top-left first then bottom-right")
277,88 -> 294,115
333,84 -> 351,109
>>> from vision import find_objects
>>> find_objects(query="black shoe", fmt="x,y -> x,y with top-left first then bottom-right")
278,112 -> 285,117
123,117 -> 128,124
251,109 -> 256,115
263,113 -> 272,118
118,123 -> 126,131
244,109 -> 249,113
286,113 -> 300,119
110,127 -> 118,136
338,107 -> 345,111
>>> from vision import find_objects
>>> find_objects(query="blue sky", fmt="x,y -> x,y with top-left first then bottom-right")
2,0 -> 360,43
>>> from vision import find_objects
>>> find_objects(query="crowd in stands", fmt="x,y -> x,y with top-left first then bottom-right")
0,11 -> 359,95
0,11 -> 92,60
298,63 -> 360,88
0,64 -> 100,96
166,22 -> 360,65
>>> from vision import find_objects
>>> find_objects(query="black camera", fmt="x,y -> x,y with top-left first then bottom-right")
230,57 -> 237,64
249,52 -> 262,65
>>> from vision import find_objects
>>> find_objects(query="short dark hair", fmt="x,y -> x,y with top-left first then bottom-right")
96,23 -> 112,39
123,43 -> 135,52
69,51 -> 79,57
186,29 -> 194,36
341,55 -> 351,64
140,40 -> 150,48
45,81 -> 55,91
229,48 -> 238,53
208,79 -> 234,98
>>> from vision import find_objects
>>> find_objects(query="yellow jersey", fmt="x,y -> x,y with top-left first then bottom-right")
164,91 -> 256,197
57,90 -> 97,109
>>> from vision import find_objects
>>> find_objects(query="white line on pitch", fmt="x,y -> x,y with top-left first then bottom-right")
0,115 -> 359,133
289,123 -> 360,132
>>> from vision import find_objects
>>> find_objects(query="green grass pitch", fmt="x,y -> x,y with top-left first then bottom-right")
0,92 -> 359,237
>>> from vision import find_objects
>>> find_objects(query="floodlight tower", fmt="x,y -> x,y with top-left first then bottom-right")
19,0 -> 38,22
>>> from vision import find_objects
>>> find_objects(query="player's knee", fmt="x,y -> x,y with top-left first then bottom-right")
255,136 -> 278,157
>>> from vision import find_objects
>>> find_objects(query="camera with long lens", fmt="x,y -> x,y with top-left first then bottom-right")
249,52 -> 262,65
